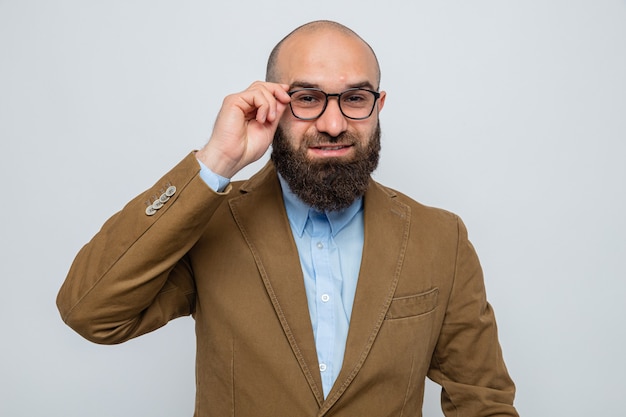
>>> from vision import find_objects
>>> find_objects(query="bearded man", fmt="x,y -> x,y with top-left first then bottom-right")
57,20 -> 519,417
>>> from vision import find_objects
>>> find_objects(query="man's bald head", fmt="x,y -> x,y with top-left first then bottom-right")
265,20 -> 381,88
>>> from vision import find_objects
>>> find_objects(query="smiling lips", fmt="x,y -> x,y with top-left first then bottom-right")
314,145 -> 350,151
309,143 -> 354,157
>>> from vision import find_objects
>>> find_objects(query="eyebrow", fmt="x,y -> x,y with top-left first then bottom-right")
289,80 -> 377,91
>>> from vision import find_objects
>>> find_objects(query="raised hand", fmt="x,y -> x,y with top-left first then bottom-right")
196,81 -> 291,179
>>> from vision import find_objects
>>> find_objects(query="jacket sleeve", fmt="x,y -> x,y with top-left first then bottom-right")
57,152 -> 228,344
428,217 -> 519,416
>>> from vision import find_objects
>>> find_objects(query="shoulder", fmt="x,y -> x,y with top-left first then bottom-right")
371,180 -> 459,223
368,180 -> 470,245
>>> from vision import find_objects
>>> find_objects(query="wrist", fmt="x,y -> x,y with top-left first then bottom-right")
195,147 -> 237,179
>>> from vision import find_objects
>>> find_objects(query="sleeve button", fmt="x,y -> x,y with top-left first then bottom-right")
165,185 -> 177,197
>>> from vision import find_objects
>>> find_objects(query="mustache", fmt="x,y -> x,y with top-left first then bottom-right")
303,131 -> 358,147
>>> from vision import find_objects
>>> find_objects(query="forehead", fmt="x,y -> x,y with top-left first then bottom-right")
275,29 -> 379,89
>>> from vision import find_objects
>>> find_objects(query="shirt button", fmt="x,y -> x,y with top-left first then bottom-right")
319,363 -> 327,372
316,242 -> 324,249
321,294 -> 330,302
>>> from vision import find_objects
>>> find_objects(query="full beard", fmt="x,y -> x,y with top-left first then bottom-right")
271,123 -> 381,212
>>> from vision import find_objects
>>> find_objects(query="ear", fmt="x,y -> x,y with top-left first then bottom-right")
377,90 -> 387,112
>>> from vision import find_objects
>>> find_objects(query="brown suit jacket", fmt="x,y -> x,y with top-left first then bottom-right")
57,152 -> 518,416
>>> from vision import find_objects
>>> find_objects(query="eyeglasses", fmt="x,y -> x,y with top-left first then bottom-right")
287,88 -> 381,120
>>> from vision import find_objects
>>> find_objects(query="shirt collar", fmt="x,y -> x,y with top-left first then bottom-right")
278,174 -> 363,238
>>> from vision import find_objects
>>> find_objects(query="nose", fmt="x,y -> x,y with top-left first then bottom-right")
315,97 -> 348,138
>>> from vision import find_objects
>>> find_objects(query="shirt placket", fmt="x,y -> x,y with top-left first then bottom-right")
308,210 -> 336,396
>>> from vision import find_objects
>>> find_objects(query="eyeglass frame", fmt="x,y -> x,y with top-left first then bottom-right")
287,87 -> 382,121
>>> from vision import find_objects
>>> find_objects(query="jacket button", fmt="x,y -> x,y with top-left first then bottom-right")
165,185 -> 177,197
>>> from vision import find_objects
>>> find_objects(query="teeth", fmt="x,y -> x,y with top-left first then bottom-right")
320,146 -> 344,150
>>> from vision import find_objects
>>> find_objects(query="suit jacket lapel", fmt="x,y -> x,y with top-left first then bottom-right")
320,180 -> 411,414
228,163 -> 325,405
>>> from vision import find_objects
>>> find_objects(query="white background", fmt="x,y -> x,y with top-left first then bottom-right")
1,1 -> 625,416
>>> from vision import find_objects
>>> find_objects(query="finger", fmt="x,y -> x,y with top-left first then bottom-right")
219,82 -> 289,129
251,84 -> 278,124
254,83 -> 291,123
224,87 -> 272,124
272,83 -> 292,102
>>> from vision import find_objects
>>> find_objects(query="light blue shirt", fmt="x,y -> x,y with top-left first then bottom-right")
198,160 -> 364,398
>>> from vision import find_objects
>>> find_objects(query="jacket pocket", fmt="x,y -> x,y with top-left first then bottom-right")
385,288 -> 439,320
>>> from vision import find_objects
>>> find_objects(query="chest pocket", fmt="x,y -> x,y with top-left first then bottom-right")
385,288 -> 439,320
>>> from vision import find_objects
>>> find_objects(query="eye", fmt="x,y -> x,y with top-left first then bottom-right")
291,90 -> 324,107
341,90 -> 371,107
